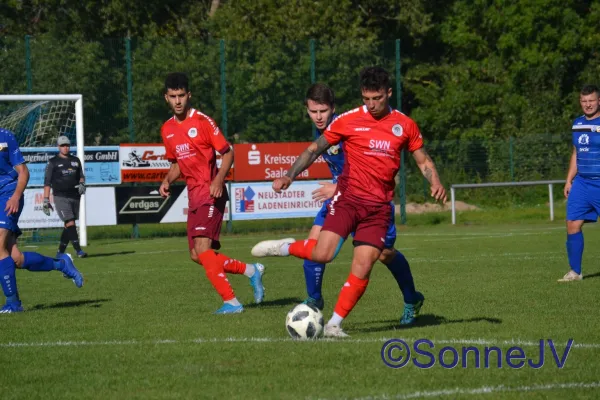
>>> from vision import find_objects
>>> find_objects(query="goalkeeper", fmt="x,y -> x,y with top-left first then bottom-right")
43,136 -> 87,258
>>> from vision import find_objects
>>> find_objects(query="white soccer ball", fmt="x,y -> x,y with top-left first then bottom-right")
285,303 -> 324,340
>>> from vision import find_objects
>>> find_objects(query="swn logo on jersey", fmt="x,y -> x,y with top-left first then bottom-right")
369,139 -> 391,151
176,143 -> 190,154
120,196 -> 168,214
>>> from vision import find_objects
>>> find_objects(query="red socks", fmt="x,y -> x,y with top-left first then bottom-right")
198,250 -> 235,301
214,253 -> 247,275
289,239 -> 317,260
333,273 -> 369,318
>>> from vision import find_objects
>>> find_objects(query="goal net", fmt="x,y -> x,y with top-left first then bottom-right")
0,95 -> 87,246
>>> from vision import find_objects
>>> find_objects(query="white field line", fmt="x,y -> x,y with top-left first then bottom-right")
333,381 -> 600,400
1,336 -> 600,349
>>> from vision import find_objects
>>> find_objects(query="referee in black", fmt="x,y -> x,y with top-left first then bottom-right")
43,136 -> 87,258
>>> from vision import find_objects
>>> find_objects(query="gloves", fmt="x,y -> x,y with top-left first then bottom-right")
76,182 -> 86,195
42,198 -> 53,216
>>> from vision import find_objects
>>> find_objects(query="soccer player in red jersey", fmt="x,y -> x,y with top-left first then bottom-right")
252,67 -> 446,336
159,72 -> 265,314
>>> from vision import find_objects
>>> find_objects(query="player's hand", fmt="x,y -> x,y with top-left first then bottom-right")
312,182 -> 337,202
159,180 -> 171,198
42,197 -> 53,216
564,181 -> 572,198
5,195 -> 20,216
75,182 -> 86,195
431,183 -> 447,203
273,176 -> 292,193
210,177 -> 224,198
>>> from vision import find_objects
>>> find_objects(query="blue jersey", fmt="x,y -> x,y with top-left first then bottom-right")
572,115 -> 600,179
0,128 -> 26,197
314,115 -> 344,183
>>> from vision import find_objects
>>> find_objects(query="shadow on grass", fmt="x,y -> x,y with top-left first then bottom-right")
352,314 -> 502,333
30,299 -> 111,311
84,251 -> 136,258
244,297 -> 303,309
583,272 -> 600,280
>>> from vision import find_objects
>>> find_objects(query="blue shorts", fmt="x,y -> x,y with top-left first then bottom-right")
0,195 -> 24,236
313,199 -> 397,248
567,176 -> 600,223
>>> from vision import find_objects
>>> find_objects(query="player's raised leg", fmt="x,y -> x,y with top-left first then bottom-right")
9,234 -> 84,288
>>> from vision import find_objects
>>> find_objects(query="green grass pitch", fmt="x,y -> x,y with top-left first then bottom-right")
1,221 -> 600,399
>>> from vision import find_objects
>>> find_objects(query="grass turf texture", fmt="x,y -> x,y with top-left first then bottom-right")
1,220 -> 599,399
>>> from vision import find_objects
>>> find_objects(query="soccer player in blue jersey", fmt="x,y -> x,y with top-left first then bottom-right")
561,84 -> 600,282
0,128 -> 84,313
300,83 -> 424,324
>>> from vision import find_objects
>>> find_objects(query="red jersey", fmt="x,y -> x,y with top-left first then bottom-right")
161,108 -> 231,204
323,106 -> 423,204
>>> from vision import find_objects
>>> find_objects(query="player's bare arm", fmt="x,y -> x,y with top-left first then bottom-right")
312,182 -> 337,202
274,135 -> 332,193
159,162 -> 181,198
210,148 -> 233,198
564,146 -> 577,198
412,147 -> 447,203
6,164 -> 29,215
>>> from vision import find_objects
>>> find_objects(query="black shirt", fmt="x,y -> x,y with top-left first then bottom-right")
44,154 -> 84,198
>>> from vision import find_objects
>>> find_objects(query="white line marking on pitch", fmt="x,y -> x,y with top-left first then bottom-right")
1,336 -> 599,349
331,381 -> 600,400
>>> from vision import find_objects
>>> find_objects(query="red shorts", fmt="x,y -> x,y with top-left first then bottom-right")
187,195 -> 226,250
321,192 -> 390,250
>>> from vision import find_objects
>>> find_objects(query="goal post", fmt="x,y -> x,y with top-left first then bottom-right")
0,94 -> 87,246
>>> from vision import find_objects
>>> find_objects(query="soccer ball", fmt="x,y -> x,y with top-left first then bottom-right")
285,303 -> 324,340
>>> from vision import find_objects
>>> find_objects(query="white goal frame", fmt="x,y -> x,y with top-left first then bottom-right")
0,94 -> 87,246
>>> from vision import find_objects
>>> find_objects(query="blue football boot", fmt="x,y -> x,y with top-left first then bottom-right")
0,301 -> 24,314
249,263 -> 265,304
400,292 -> 425,326
214,303 -> 244,314
58,253 -> 84,288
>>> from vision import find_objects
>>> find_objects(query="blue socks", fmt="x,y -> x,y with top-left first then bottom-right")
566,232 -> 584,274
303,260 -> 325,300
0,256 -> 19,303
383,250 -> 418,304
21,252 -> 62,272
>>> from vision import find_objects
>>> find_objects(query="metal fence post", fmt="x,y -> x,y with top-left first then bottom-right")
549,183 -> 554,221
509,136 -> 514,181
220,39 -> 228,137
396,39 -> 406,224
310,39 -> 316,84
25,35 -> 32,93
125,37 -> 135,142
451,187 -> 456,225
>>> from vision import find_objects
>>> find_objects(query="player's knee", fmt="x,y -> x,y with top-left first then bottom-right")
378,248 -> 396,264
312,247 -> 335,264
566,220 -> 584,234
11,251 -> 24,268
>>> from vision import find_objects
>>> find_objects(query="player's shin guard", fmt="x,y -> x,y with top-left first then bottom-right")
198,250 -> 235,301
303,260 -> 325,300
566,232 -> 584,275
21,252 -> 60,272
214,253 -> 247,275
0,256 -> 19,303
333,273 -> 369,318
383,251 -> 417,304
289,239 -> 318,260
